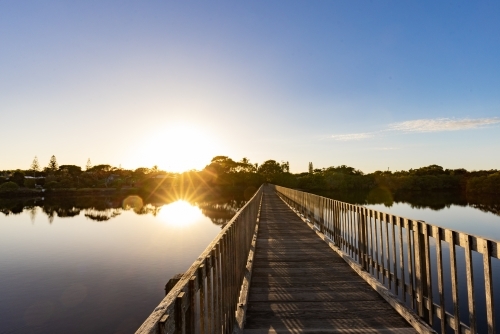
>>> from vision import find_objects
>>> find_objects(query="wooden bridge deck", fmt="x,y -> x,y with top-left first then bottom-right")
244,189 -> 417,333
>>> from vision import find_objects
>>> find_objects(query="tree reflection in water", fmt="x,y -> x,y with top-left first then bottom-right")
1,188 -> 499,223
0,188 -> 247,225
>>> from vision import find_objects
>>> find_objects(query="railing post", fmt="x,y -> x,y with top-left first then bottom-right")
462,234 -> 476,334
413,221 -> 427,320
176,292 -> 187,334
357,207 -> 366,270
481,238 -> 496,334
213,246 -> 221,333
403,219 -> 414,309
205,256 -> 213,334
197,265 -> 206,334
433,226 -> 446,334
188,276 -> 196,334
447,229 -> 460,334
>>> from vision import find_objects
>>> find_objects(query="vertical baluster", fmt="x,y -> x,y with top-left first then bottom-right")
340,204 -> 345,250
379,212 -> 386,284
330,200 -> 335,241
414,221 -> 425,318
358,207 -> 370,272
480,238 -> 496,334
340,203 -> 349,253
218,245 -> 224,333
362,207 -> 370,271
356,206 -> 366,268
327,199 -> 332,239
398,218 -> 406,302
357,206 -> 363,267
367,210 -> 374,275
348,204 -> 356,259
206,256 -> 213,334
337,202 -> 341,245
176,292 -> 187,334
390,215 -> 397,295
447,229 -> 460,334
462,234 -> 476,333
345,204 -> 350,254
227,229 -> 234,331
354,205 -> 360,262
224,235 -> 231,331
351,204 -> 360,263
423,223 -> 433,325
330,201 -> 335,242
374,212 -> 380,279
433,226 -> 446,334
188,276 -> 196,334
198,265 -> 206,334
219,240 -> 226,331
339,203 -> 348,252
232,226 -> 239,330
384,213 -> 391,289
307,194 -> 314,224
344,204 -> 352,256
320,197 -> 325,234
324,199 -> 333,240
406,219 -> 415,309
211,250 -> 219,333
357,206 -> 363,268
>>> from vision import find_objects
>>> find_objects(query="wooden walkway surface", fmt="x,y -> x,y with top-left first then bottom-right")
244,189 -> 417,333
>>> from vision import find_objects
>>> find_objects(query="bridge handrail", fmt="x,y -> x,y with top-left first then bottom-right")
274,185 -> 498,334
136,185 -> 264,334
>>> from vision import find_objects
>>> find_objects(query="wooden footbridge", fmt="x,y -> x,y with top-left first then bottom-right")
136,185 -> 499,334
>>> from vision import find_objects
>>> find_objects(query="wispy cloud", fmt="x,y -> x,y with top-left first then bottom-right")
331,117 -> 499,141
388,117 -> 500,133
331,133 -> 373,141
374,147 -> 398,151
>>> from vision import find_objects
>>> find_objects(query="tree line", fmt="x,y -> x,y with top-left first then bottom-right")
0,155 -> 499,195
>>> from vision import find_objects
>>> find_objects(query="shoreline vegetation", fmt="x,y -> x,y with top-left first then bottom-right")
1,155 -> 499,219
0,156 -> 500,195
1,155 -> 499,199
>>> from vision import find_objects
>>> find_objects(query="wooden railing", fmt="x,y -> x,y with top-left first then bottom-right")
136,185 -> 263,334
274,185 -> 499,334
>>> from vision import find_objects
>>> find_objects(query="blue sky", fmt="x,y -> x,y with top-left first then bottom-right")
1,1 -> 499,172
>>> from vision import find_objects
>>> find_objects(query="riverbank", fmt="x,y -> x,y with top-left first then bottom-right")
0,187 -> 141,198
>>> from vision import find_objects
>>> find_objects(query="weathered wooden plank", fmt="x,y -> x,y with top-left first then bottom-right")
245,317 -> 415,330
246,300 -> 398,312
246,311 -> 411,322
244,328 -> 417,334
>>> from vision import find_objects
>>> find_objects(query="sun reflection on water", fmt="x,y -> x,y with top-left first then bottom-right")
157,200 -> 204,227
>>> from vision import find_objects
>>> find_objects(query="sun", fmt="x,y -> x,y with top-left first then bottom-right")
157,200 -> 204,227
129,124 -> 220,172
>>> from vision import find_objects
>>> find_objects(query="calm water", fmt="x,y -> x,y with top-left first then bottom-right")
364,202 -> 500,241
1,190 -> 499,333
0,192 -> 245,334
